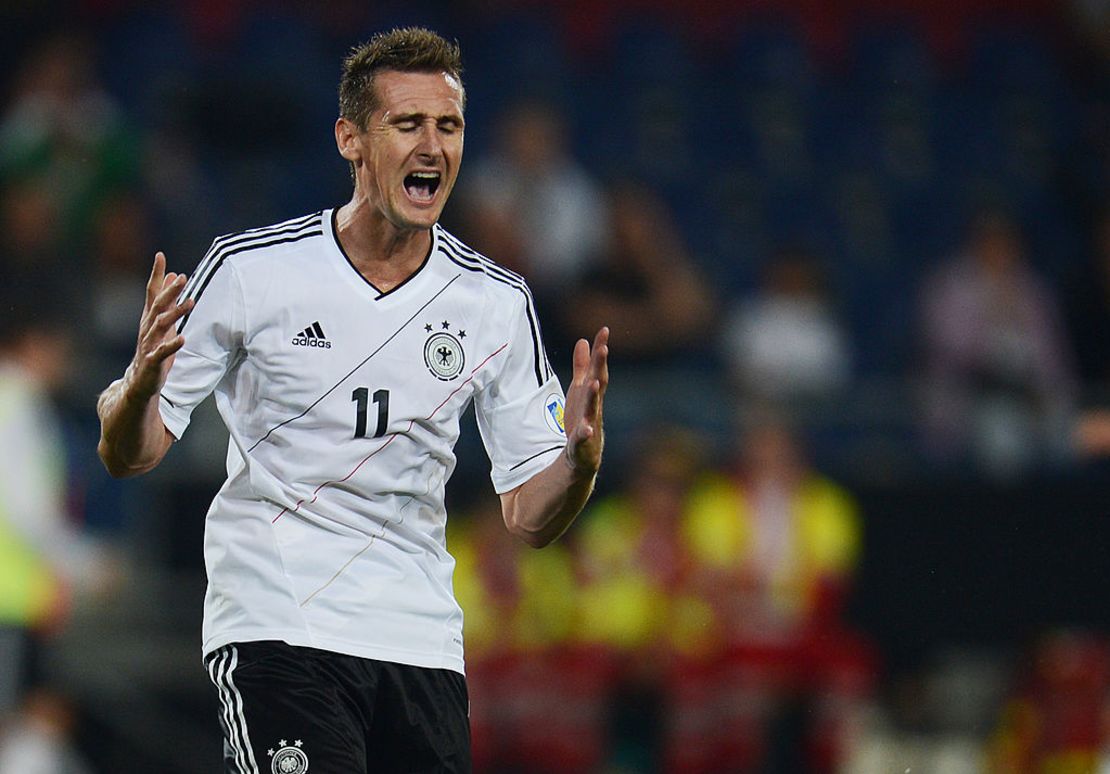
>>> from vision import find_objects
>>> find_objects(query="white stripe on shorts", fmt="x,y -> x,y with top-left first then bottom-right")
208,646 -> 260,774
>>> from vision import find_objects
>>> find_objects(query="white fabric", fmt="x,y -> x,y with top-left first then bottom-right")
160,210 -> 566,673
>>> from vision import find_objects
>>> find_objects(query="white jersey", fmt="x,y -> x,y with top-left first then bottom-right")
159,209 -> 568,674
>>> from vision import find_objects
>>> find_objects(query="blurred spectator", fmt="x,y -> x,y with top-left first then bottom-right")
0,692 -> 92,774
86,191 -> 156,392
720,246 -> 853,410
563,181 -> 717,366
0,282 -> 115,773
919,209 -> 1077,478
1,175 -> 64,279
574,425 -> 711,770
0,31 -> 137,249
450,496 -> 612,774
670,417 -> 874,773
988,630 -> 1110,773
683,419 -> 862,641
461,98 -> 608,301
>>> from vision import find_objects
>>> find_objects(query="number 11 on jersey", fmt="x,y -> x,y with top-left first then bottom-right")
352,387 -> 389,438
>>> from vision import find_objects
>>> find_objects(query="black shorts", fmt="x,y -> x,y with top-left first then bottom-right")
204,641 -> 470,773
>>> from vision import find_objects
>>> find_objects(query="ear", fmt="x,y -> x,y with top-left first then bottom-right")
335,117 -> 362,163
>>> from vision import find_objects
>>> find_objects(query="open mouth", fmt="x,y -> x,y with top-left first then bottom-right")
404,171 -> 441,203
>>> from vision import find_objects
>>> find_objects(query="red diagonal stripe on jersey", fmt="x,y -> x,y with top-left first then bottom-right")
272,342 -> 509,524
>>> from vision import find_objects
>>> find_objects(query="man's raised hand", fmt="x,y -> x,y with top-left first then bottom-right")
563,326 -> 609,475
127,252 -> 194,400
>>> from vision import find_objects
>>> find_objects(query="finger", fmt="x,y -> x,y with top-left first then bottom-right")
585,377 -> 601,420
152,273 -> 189,312
145,252 -> 167,308
154,333 -> 187,360
145,297 -> 194,341
591,326 -> 609,356
589,327 -> 609,397
571,337 -> 591,386
141,275 -> 188,332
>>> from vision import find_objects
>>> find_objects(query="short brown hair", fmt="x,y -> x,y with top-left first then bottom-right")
339,27 -> 464,131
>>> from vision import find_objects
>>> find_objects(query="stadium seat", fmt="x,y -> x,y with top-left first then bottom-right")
730,17 -> 816,96
847,17 -> 938,95
966,20 -> 1066,98
100,8 -> 199,124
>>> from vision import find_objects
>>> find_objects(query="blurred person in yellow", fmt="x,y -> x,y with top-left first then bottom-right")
449,494 -> 606,773
572,425 -> 711,771
670,415 -> 876,773
0,280 -> 115,772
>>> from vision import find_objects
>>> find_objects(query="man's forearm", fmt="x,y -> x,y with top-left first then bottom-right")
97,368 -> 173,478
501,449 -> 598,548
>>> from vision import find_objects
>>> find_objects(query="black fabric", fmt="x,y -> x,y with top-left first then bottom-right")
204,641 -> 471,774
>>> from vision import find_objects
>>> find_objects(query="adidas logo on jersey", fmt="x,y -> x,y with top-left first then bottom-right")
292,321 -> 331,348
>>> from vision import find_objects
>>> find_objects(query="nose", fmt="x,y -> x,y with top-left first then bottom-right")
415,123 -> 442,160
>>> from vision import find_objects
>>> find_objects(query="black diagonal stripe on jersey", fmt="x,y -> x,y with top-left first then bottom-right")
438,230 -> 553,381
303,326 -> 317,339
438,240 -> 546,388
312,321 -> 325,339
508,445 -> 564,471
176,229 -> 323,333
246,273 -> 462,453
180,213 -> 323,305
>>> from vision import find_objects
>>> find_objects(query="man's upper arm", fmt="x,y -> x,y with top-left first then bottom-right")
474,291 -> 567,493
159,255 -> 244,438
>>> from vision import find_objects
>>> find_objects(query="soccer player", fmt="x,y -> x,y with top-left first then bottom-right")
96,27 -> 608,774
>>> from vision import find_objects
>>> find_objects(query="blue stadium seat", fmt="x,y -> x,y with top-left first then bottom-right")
609,14 -> 699,87
966,21 -> 1065,97
466,7 -> 572,107
101,8 -> 199,124
730,17 -> 815,95
231,9 -> 336,126
848,18 -> 937,95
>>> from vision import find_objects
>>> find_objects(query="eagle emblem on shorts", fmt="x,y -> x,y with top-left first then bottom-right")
423,321 -> 466,381
268,739 -> 308,774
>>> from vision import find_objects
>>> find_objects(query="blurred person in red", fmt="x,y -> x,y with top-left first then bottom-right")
573,424 -> 711,771
450,494 -> 609,774
919,208 -> 1077,479
563,181 -> 717,367
670,416 -> 875,773
0,280 -> 116,773
988,630 -> 1110,773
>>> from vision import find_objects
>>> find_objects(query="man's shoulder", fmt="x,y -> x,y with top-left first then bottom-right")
205,211 -> 328,266
434,224 -> 532,300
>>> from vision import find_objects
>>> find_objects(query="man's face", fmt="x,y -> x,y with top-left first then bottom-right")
348,70 -> 465,231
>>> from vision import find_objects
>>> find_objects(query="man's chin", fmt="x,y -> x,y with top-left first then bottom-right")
394,205 -> 442,230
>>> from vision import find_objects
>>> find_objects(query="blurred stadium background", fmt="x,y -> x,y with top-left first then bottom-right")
0,0 -> 1108,771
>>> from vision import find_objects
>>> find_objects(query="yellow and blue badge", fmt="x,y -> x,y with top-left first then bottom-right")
544,394 -> 566,435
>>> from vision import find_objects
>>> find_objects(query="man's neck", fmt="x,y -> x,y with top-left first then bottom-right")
335,197 -> 432,294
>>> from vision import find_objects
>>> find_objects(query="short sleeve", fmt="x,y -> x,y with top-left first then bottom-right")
159,257 -> 244,439
474,294 -> 566,493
